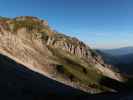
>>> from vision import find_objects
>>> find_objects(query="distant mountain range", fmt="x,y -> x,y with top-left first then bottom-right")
100,47 -> 133,56
99,47 -> 133,75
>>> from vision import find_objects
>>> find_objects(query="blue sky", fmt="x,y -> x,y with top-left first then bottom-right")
0,0 -> 133,48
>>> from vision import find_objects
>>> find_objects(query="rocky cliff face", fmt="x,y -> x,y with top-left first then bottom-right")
0,16 -> 125,94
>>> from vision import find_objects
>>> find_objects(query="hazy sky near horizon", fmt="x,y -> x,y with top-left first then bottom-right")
0,0 -> 133,49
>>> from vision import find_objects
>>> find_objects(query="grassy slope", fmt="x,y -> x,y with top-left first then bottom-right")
47,46 -> 112,93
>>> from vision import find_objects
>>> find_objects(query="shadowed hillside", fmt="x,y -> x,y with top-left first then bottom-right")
0,53 -> 89,100
0,54 -> 133,100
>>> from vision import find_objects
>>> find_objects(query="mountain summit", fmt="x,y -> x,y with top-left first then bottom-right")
0,16 -> 125,94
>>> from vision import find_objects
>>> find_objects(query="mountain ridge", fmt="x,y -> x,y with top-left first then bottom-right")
0,16 -> 125,94
100,47 -> 133,56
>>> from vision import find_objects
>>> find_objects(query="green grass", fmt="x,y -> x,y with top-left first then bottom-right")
47,46 -> 111,92
12,20 -> 43,32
